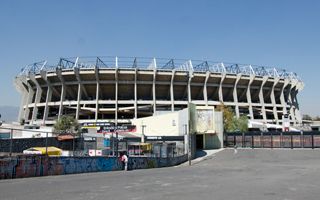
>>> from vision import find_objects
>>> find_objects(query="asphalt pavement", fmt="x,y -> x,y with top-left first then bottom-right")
1,149 -> 320,200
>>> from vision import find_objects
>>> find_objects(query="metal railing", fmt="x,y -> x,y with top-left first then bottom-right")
225,131 -> 320,149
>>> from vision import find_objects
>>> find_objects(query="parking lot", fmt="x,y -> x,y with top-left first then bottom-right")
1,149 -> 320,200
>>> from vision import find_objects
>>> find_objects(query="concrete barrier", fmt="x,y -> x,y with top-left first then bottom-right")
0,155 -> 187,179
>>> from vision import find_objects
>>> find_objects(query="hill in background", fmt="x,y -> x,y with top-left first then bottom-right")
0,106 -> 19,123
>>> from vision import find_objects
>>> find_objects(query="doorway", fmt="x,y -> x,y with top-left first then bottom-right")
196,134 -> 204,149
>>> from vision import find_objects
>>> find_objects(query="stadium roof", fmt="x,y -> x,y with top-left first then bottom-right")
18,56 -> 302,82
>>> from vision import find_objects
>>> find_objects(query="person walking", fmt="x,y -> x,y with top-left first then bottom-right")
121,153 -> 128,171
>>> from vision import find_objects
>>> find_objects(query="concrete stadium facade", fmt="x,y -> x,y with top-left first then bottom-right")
15,57 -> 304,126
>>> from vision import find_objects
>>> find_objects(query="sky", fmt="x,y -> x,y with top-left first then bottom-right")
0,0 -> 319,116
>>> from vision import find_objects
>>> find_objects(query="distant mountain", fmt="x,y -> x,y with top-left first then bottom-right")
0,106 -> 19,123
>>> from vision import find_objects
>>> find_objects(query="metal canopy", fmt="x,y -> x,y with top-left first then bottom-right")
18,56 -> 302,82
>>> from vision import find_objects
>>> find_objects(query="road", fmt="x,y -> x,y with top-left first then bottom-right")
1,149 -> 320,200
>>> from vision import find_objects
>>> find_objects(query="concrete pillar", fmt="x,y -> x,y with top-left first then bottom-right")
188,73 -> 193,103
95,82 -> 100,121
218,74 -> 226,102
153,70 -> 156,114
203,72 -> 210,106
270,78 -> 279,124
58,84 -> 66,118
280,79 -> 289,119
18,90 -> 28,123
233,74 -> 241,118
30,75 -> 42,123
170,70 -> 175,111
24,84 -> 35,122
75,84 -> 81,120
258,77 -> 268,122
42,86 -> 52,124
246,75 -> 255,120
115,69 -> 118,124
134,69 -> 138,118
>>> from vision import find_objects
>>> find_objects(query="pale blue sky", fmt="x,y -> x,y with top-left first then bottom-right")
0,0 -> 319,116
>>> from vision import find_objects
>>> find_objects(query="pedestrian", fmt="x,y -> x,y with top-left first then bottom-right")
234,144 -> 238,154
121,153 -> 128,171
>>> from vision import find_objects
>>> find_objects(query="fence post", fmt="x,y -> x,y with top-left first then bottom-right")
301,131 -> 304,148
9,128 -> 13,157
45,132 -> 48,156
72,133 -> 75,156
261,132 -> 264,148
280,132 -> 283,148
312,133 -> 314,149
251,135 -> 254,149
271,132 -> 273,149
242,132 -> 245,148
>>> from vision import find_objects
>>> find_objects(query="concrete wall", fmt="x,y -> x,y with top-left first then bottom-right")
132,109 -> 188,137
0,155 -> 187,179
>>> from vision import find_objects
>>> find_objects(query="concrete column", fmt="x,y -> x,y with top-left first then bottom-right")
270,78 -> 279,124
42,86 -> 52,124
18,90 -> 28,123
153,70 -> 156,114
75,84 -> 81,120
15,77 -> 29,123
170,70 -> 175,111
288,84 -> 298,125
58,85 -> 66,118
280,79 -> 289,118
233,74 -> 241,118
203,72 -> 210,106
24,84 -> 35,121
188,73 -> 193,103
219,74 -> 226,102
95,82 -> 100,121
258,77 -> 268,122
115,69 -> 118,124
246,75 -> 255,120
30,75 -> 42,123
134,69 -> 138,118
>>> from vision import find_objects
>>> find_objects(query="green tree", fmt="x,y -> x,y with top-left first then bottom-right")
216,103 -> 248,132
53,116 -> 80,135
236,115 -> 249,132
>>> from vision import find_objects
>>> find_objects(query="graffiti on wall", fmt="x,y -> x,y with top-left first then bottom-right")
0,155 -> 187,179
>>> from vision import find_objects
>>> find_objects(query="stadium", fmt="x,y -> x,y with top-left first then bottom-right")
14,56 -> 303,126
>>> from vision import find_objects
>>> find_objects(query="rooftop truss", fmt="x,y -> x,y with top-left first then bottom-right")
18,56 -> 302,82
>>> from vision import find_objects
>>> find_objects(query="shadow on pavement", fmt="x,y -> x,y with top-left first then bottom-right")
195,150 -> 207,158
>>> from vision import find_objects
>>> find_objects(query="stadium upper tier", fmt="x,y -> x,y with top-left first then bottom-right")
15,56 -> 303,126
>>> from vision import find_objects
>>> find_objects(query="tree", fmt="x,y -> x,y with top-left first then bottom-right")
236,115 -> 249,132
53,116 -> 80,135
216,103 -> 248,132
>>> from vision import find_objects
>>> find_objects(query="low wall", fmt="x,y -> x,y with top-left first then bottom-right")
0,155 -> 187,179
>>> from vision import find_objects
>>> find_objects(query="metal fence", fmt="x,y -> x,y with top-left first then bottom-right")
225,131 -> 320,149
0,127 -> 185,158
